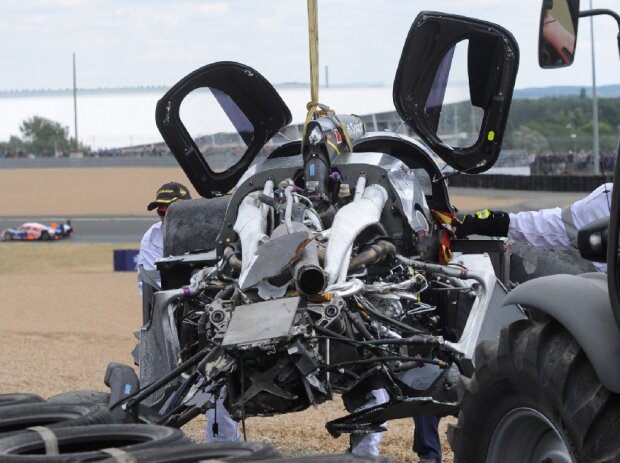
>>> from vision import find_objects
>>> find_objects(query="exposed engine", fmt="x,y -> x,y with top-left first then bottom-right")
182,172 -> 439,417
132,115 -> 518,431
122,12 -> 526,437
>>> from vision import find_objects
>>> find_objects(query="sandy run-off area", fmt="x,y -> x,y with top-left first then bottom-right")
0,166 -> 526,217
2,167 -> 200,217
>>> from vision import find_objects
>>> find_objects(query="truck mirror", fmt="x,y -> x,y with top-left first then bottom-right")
539,0 -> 580,67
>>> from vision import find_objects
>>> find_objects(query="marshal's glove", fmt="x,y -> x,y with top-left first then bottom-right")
455,209 -> 510,238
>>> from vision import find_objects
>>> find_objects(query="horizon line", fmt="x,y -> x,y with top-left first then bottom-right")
0,83 -> 618,99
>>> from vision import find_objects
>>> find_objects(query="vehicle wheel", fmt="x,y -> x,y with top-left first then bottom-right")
0,403 -> 112,435
449,318 -> 620,462
47,390 -> 110,405
0,424 -> 188,461
101,442 -> 283,462
163,196 -> 230,256
40,231 -> 50,241
1,231 -> 12,241
0,394 -> 44,408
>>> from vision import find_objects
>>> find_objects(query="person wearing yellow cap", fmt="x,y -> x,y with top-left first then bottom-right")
137,182 -> 191,279
137,181 -> 240,443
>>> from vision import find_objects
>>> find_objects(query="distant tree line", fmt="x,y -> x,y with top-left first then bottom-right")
503,96 -> 620,154
0,116 -> 89,157
1,95 -> 618,159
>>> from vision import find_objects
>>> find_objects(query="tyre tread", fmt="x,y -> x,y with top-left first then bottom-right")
450,318 -> 620,462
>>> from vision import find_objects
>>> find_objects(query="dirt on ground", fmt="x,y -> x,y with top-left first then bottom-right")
2,166 -> 526,217
2,168 -> 200,216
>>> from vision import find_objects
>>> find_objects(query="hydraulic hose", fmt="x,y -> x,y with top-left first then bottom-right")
222,246 -> 242,271
325,356 -> 447,370
396,255 -> 486,289
356,296 -> 425,335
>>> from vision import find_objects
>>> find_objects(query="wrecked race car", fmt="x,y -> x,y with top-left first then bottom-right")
111,12 -> 526,437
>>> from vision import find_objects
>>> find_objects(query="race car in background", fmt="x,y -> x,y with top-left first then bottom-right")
1,220 -> 73,241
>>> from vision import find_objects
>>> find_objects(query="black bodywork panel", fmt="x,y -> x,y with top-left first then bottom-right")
156,62 -> 291,197
394,12 -> 519,173
157,13 -> 519,198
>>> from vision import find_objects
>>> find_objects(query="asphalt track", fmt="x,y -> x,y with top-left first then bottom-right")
1,187 -> 587,244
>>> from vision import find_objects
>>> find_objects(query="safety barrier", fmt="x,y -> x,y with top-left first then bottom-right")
113,249 -> 139,271
448,174 -> 613,192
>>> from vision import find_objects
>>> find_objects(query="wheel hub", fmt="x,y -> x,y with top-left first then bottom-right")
486,407 -> 573,463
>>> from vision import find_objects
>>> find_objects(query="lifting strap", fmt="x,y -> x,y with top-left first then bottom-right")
302,0 -> 354,154
100,447 -> 138,463
27,426 -> 59,455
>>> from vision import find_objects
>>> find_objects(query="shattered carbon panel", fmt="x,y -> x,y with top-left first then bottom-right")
138,292 -> 183,407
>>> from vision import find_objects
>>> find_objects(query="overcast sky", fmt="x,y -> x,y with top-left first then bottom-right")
0,0 -> 618,92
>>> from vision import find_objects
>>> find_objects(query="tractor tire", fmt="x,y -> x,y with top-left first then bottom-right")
0,403 -> 112,436
100,442 -> 283,462
510,241 -> 596,284
47,391 -> 111,405
449,318 -> 620,462
0,423 -> 188,462
0,394 -> 44,408
163,196 -> 231,257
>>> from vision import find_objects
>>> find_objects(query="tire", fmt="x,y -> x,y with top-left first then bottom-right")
0,394 -> 44,408
100,442 -> 283,462
163,196 -> 230,257
40,231 -> 50,241
2,231 -> 12,241
0,424 -> 188,462
449,318 -> 620,462
47,390 -> 110,405
0,403 -> 112,435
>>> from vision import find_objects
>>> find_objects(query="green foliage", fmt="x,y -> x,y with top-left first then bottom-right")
504,125 -> 550,153
503,97 -> 620,153
0,116 -> 89,157
3,135 -> 25,155
20,116 -> 73,156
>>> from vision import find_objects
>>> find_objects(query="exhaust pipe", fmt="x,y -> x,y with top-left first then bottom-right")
348,240 -> 396,271
233,180 -> 274,275
324,183 -> 388,284
294,238 -> 326,296
271,221 -> 326,296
